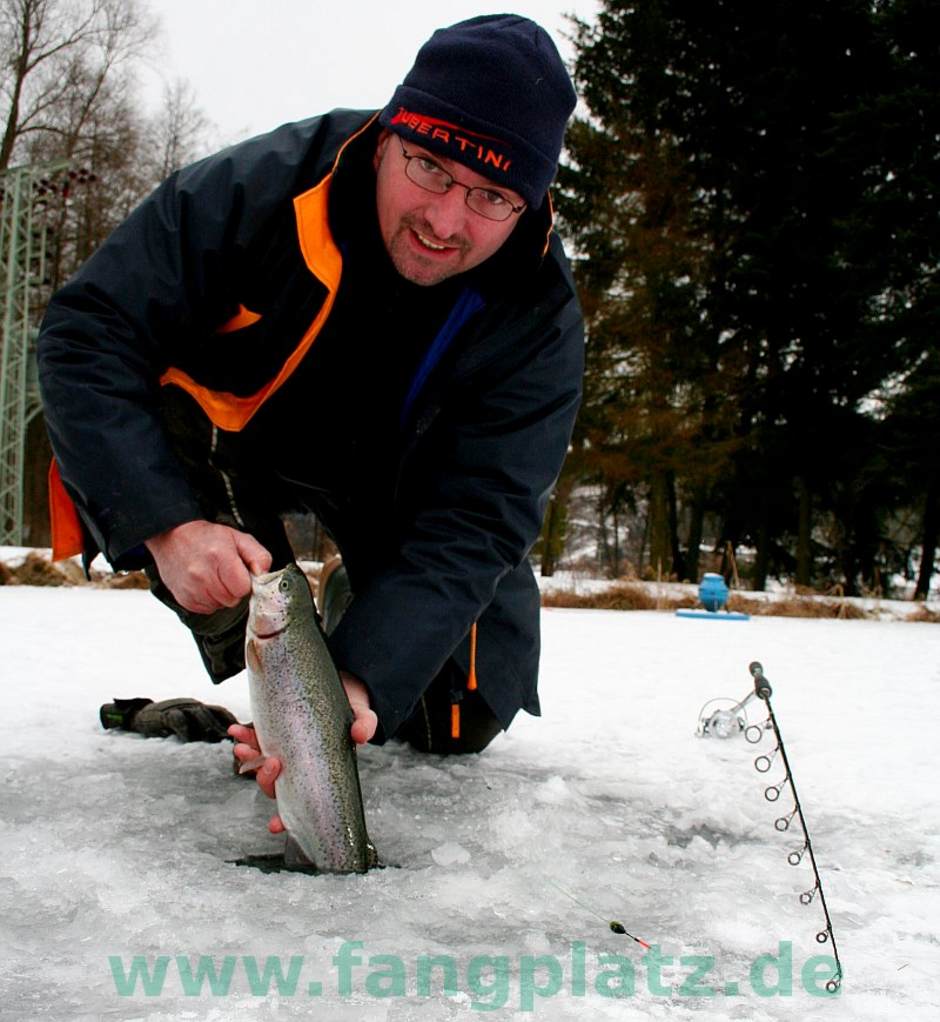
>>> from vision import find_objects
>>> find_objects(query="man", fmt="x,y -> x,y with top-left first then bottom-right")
38,15 -> 584,776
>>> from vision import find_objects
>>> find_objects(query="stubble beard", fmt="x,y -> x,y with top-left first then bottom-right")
385,215 -> 472,287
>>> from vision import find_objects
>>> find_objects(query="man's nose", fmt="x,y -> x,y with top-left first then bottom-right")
422,185 -> 468,240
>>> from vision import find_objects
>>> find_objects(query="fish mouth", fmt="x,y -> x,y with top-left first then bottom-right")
252,569 -> 286,585
248,624 -> 288,640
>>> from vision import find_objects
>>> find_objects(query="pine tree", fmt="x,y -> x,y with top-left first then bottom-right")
561,0 -> 935,594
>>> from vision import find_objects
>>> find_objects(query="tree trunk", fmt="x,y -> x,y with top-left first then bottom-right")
648,471 -> 672,578
795,476 -> 812,587
539,496 -> 561,577
666,470 -> 685,581
720,539 -> 740,587
915,476 -> 938,600
596,491 -> 611,575
752,493 -> 769,591
23,416 -> 52,547
685,486 -> 706,581
540,476 -> 573,578
840,534 -> 859,597
610,504 -> 621,578
0,13 -> 29,173
637,508 -> 649,577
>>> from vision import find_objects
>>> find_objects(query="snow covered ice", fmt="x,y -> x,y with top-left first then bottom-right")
1,583 -> 939,1021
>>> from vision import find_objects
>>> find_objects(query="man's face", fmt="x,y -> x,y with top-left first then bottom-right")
373,130 -> 525,287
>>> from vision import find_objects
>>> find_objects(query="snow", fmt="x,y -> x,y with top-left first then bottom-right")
1,583 -> 939,1020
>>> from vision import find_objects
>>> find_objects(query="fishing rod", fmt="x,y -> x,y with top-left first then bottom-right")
744,661 -> 843,993
549,661 -> 843,990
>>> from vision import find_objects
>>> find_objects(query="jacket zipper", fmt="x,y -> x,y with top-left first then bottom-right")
211,426 -> 246,528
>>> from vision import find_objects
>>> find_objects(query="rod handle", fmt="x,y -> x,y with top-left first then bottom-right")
749,660 -> 773,698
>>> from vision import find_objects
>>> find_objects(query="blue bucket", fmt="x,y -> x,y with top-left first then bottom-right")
698,572 -> 729,612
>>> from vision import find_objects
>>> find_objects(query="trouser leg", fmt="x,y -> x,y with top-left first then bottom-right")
394,665 -> 504,755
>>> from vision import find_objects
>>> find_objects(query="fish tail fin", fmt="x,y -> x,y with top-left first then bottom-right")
284,834 -> 318,870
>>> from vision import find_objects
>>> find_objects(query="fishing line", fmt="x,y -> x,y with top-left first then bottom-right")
545,877 -> 651,949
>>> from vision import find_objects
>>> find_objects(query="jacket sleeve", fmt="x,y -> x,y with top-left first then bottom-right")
36,121 -> 321,566
39,178 -> 219,565
327,266 -> 584,738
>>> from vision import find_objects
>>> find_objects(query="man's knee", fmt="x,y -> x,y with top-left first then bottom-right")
395,667 -> 503,755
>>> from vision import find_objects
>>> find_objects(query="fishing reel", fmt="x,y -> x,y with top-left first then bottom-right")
695,684 -> 770,739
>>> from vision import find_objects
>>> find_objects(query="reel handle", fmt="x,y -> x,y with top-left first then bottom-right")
749,661 -> 773,699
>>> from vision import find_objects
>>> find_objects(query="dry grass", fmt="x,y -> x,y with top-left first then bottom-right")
6,552 -> 75,587
542,585 -> 882,620
0,555 -> 150,589
909,604 -> 940,624
542,584 -> 698,612
726,593 -> 870,620
99,571 -> 150,590
542,582 -> 656,610
1,556 -> 318,593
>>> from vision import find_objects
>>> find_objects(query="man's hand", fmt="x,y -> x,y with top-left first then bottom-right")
229,672 -> 377,833
342,673 -> 379,746
145,520 -> 272,614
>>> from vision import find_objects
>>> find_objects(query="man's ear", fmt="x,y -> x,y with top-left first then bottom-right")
373,129 -> 392,171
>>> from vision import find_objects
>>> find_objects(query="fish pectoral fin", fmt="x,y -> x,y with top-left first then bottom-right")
284,834 -> 318,870
245,637 -> 262,674
237,754 -> 267,775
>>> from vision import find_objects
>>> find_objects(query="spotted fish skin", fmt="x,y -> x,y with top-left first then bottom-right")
245,564 -> 377,873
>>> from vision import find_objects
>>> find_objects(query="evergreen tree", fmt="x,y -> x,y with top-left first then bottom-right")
561,0 -> 936,595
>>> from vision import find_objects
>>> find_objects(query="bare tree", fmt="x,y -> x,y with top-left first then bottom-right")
146,77 -> 211,179
0,0 -> 155,171
2,1 -> 218,546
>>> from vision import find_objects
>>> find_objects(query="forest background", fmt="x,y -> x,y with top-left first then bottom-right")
2,0 -> 937,599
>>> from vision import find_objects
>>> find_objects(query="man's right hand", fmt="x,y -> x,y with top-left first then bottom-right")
145,520 -> 272,614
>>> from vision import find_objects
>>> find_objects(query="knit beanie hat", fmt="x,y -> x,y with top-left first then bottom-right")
378,14 -> 577,209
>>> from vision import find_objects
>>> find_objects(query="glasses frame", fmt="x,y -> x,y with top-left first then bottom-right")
396,137 -> 526,223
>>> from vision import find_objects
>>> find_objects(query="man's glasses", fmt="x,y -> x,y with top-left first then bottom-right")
397,137 -> 526,223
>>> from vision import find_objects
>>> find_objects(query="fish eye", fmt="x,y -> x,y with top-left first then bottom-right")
279,578 -> 290,591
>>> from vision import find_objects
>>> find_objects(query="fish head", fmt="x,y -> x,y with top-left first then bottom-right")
247,564 -> 310,640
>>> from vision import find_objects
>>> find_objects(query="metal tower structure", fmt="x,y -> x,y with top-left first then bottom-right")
0,162 -> 68,545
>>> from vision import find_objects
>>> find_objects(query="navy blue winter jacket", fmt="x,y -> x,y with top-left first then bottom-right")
38,109 -> 584,738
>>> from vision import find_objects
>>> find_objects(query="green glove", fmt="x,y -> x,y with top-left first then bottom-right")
99,697 -> 239,742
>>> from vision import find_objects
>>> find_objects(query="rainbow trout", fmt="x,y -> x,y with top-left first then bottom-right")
244,563 -> 377,873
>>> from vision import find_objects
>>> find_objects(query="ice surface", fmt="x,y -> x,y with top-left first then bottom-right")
1,585 -> 939,1020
